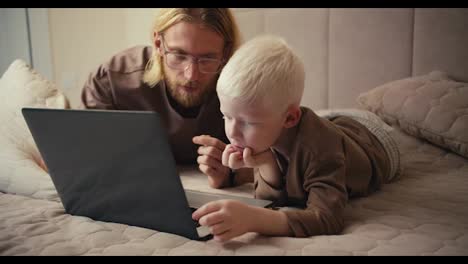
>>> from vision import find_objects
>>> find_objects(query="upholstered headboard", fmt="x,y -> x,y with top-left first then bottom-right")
233,8 -> 468,109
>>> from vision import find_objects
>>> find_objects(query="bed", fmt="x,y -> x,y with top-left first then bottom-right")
1,8 -> 468,256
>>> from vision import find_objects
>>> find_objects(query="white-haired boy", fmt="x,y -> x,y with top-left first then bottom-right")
192,35 -> 399,242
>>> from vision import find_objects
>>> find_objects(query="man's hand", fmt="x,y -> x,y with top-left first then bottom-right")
193,135 -> 231,189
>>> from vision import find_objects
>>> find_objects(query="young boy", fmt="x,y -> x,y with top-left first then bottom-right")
192,35 -> 400,242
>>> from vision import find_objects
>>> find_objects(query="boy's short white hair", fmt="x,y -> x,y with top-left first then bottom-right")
217,34 -> 305,113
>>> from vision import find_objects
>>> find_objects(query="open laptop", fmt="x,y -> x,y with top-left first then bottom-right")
22,107 -> 274,241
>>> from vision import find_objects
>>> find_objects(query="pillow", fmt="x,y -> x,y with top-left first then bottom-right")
357,71 -> 468,159
0,59 -> 69,201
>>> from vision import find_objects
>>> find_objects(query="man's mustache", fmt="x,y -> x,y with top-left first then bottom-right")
178,81 -> 198,88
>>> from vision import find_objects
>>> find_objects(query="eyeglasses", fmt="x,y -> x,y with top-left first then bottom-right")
160,35 -> 224,74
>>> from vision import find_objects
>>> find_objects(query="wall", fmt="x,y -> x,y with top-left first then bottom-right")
48,8 -> 158,107
231,8 -> 468,109
47,8 -> 261,108
235,8 -> 330,109
0,8 -> 31,75
46,8 -> 468,109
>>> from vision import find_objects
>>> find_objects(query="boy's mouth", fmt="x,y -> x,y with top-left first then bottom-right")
231,144 -> 245,153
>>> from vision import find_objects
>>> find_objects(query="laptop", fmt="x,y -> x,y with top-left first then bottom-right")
22,107 -> 274,241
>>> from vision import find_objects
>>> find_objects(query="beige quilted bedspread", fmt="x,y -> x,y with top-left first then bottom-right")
1,128 -> 468,256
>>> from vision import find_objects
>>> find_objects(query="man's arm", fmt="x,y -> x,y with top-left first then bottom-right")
80,66 -> 114,109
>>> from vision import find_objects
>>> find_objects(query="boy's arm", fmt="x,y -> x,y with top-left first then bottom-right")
232,167 -> 254,185
250,206 -> 292,237
282,155 -> 348,237
255,150 -> 283,189
252,149 -> 288,203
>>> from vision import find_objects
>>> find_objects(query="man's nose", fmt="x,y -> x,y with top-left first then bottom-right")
183,61 -> 200,81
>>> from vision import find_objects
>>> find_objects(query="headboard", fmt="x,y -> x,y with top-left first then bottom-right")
233,8 -> 468,109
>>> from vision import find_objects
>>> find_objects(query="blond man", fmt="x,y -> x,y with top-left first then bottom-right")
81,9 -> 250,186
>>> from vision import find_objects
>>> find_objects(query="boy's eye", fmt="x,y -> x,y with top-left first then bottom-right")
244,121 -> 258,126
222,116 -> 258,126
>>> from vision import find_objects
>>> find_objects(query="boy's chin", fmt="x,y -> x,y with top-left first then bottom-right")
250,148 -> 269,156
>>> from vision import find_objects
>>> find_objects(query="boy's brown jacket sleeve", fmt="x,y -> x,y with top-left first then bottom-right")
282,154 -> 348,237
254,167 -> 288,205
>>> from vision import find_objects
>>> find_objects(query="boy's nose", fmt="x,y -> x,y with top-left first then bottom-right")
227,123 -> 242,141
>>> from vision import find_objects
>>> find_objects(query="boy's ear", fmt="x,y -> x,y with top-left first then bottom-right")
284,106 -> 301,128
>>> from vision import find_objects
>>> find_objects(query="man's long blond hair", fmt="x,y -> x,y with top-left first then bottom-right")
143,8 -> 241,87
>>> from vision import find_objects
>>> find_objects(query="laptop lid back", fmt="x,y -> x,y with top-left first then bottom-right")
22,108 -> 200,240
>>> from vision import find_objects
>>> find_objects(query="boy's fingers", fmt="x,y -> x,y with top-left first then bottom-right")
228,152 -> 243,169
197,146 -> 223,162
199,164 -> 216,177
200,211 -> 224,227
193,201 -> 223,220
197,155 -> 224,171
199,164 -> 231,189
213,229 -> 236,242
210,222 -> 230,236
193,135 -> 226,150
222,145 -> 235,166
243,148 -> 256,167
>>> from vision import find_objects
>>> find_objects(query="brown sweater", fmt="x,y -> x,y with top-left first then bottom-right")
254,107 -> 390,237
81,45 -> 228,164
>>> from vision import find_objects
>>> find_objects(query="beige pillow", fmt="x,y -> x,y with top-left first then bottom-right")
357,71 -> 468,159
0,59 -> 69,201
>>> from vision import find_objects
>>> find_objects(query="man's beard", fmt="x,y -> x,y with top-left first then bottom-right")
166,77 -> 216,108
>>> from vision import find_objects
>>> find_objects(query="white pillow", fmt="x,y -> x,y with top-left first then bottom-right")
0,59 -> 69,201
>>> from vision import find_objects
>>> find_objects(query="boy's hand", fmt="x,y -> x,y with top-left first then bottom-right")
222,145 -> 274,169
193,135 -> 231,189
192,200 -> 257,242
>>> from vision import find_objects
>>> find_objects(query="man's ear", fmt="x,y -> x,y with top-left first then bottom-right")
154,32 -> 163,56
222,42 -> 232,62
284,106 -> 301,128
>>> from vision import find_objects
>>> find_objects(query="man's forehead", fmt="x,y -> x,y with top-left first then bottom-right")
163,22 -> 224,55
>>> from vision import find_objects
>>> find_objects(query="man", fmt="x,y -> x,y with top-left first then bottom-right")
80,8 -> 251,188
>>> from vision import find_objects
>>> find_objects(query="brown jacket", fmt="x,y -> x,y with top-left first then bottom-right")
81,45 -> 228,164
254,107 -> 390,237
